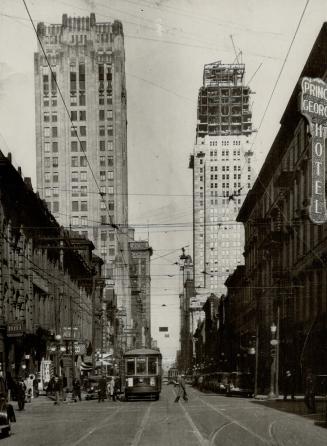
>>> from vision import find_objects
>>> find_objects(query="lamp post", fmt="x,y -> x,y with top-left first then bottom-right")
268,323 -> 278,399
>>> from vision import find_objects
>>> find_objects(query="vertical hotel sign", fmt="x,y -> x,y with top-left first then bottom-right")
300,77 -> 327,224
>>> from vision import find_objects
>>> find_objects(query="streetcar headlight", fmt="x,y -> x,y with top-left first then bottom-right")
150,377 -> 155,386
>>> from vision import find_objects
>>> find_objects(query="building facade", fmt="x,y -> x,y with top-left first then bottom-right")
128,234 -> 152,348
235,23 -> 327,393
34,13 -> 131,333
190,61 -> 254,304
0,151 -> 103,386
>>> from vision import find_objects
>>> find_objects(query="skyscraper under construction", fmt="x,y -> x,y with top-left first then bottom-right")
190,61 -> 254,300
34,14 -> 131,333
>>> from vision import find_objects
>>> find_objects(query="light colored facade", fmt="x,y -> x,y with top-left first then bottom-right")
34,14 -> 131,329
128,233 -> 152,348
191,61 -> 254,299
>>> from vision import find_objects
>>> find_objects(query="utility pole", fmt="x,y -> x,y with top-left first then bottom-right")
70,295 -> 75,383
91,275 -> 96,371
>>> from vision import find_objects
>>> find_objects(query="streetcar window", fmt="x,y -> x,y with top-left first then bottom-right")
126,359 -> 135,375
136,358 -> 146,375
148,357 -> 157,374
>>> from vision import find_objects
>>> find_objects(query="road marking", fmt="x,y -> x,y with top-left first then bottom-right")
130,403 -> 152,446
70,407 -> 121,446
199,398 -> 271,445
209,422 -> 234,445
172,388 -> 208,446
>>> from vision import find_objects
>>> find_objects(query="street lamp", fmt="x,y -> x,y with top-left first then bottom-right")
268,323 -> 279,399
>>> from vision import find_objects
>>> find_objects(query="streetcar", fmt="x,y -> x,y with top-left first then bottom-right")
123,348 -> 162,401
167,367 -> 178,384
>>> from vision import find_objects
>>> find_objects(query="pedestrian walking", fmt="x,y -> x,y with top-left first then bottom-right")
304,369 -> 316,413
98,375 -> 107,402
53,376 -> 61,405
109,377 -> 116,401
283,370 -> 295,400
16,380 -> 26,411
72,379 -> 82,402
174,374 -> 188,403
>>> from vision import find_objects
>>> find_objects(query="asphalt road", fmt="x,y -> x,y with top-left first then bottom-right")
2,385 -> 327,445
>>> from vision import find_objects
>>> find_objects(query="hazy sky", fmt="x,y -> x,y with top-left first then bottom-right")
0,0 -> 325,363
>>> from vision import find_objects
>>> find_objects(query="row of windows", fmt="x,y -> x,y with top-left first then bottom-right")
99,109 -> 113,120
44,112 -> 57,123
209,140 -> 242,146
44,157 -> 58,168
71,156 -> 87,167
99,157 -> 114,166
101,232 -> 115,241
72,201 -> 88,212
45,172 -> 59,183
71,126 -> 87,137
71,110 -> 86,121
43,98 -> 57,107
100,172 -> 114,182
99,125 -> 113,137
44,127 -> 58,138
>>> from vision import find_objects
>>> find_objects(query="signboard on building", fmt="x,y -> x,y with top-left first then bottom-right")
7,321 -> 26,337
159,327 -> 168,332
40,359 -> 52,384
299,77 -> 327,224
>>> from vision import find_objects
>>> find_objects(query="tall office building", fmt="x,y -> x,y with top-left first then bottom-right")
190,61 -> 254,299
34,14 -> 131,328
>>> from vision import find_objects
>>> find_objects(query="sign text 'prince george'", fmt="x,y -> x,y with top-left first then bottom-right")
299,77 -> 327,224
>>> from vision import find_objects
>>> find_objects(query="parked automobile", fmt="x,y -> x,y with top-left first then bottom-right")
225,372 -> 254,397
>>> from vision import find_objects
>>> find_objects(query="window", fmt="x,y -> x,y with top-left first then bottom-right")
99,125 -> 105,136
109,233 -> 114,242
72,216 -> 79,226
81,186 -> 87,196
148,357 -> 157,374
71,111 -> 77,121
80,171 -> 87,181
44,127 -> 50,137
101,232 -> 107,241
126,359 -> 135,376
52,157 -> 58,168
107,125 -> 113,136
71,156 -> 78,167
108,157 -> 113,167
80,156 -> 87,167
101,215 -> 107,224
107,110 -> 113,120
53,187 -> 59,197
80,141 -> 86,152
71,126 -> 77,137
72,186 -> 79,197
45,188 -> 51,198
108,171 -> 113,180
100,156 -> 105,166
108,186 -> 114,194
45,173 -> 50,182
99,96 -> 105,105
44,112 -> 50,122
109,247 -> 115,256
52,99 -> 57,107
100,171 -> 106,181
99,110 -> 105,121
100,186 -> 106,195
79,110 -> 86,121
71,141 -> 78,152
72,201 -> 79,212
44,142 -> 50,153
81,201 -> 88,211
72,171 -> 78,182
100,141 -> 105,151
52,141 -> 58,153
53,202 -> 59,212
53,173 -> 58,183
43,99 -> 49,107
108,202 -> 114,211
108,141 -> 113,151
136,358 -> 146,375
100,201 -> 106,210
79,93 -> 86,106
52,127 -> 58,137
80,126 -> 86,136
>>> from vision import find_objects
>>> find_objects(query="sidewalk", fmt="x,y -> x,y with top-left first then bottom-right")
253,395 -> 327,427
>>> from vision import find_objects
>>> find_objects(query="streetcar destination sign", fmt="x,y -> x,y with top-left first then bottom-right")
299,77 -> 327,224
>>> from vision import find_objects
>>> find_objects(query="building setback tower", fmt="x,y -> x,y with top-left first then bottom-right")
34,14 -> 131,328
190,61 -> 254,299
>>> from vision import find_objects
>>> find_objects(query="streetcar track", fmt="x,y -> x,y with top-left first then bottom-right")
187,387 -> 272,445
130,403 -> 152,446
69,407 -> 122,446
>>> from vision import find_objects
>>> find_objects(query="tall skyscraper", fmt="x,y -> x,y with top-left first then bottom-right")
34,14 -> 131,329
190,61 -> 254,299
